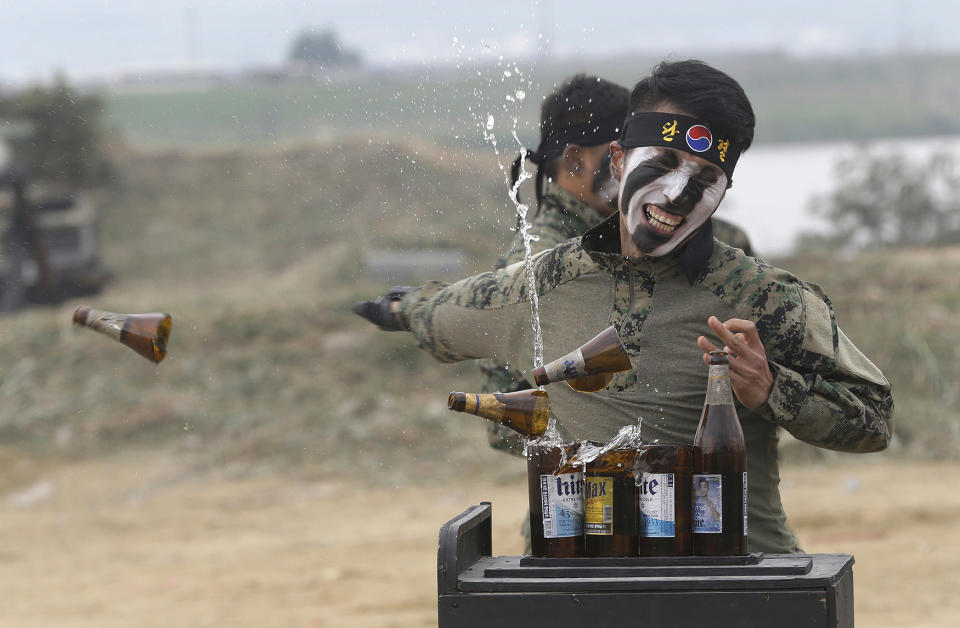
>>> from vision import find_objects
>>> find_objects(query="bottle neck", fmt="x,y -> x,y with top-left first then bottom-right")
704,363 -> 735,405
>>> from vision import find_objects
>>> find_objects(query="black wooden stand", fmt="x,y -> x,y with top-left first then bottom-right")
438,502 -> 854,628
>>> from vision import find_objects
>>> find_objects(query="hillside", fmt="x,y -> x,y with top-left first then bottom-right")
1,141 -> 958,482
103,52 -> 960,150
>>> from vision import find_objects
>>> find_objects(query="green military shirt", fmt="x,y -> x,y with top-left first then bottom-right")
398,214 -> 893,554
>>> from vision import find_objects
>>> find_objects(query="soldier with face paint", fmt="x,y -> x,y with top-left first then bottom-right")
355,60 -> 893,554
487,76 -> 753,456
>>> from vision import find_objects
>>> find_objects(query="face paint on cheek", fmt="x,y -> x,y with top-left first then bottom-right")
617,147 -> 728,257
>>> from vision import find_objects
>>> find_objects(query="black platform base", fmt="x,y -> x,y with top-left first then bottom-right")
438,503 -> 854,628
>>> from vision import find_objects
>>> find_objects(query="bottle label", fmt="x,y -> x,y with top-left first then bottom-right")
540,472 -> 584,538
692,474 -> 722,534
85,308 -> 125,341
742,472 -> 749,536
542,348 -> 586,382
584,476 -> 613,535
639,472 -> 675,538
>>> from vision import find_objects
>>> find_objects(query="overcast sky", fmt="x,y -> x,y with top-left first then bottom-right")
1,0 -> 958,83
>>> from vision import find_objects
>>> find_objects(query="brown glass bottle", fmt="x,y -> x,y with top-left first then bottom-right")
532,326 -> 633,392
692,351 -> 747,556
635,444 -> 692,556
527,442 -> 584,557
447,389 -> 549,437
72,306 -> 172,363
583,446 -> 639,557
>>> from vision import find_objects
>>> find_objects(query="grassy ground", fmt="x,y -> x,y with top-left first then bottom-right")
1,139 -> 958,481
1,139 -> 514,480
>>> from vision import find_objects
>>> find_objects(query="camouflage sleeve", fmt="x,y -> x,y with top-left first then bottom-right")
750,280 -> 894,453
395,261 -> 539,366
500,221 -> 579,269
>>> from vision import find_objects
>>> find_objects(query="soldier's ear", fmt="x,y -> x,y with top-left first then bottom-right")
610,141 -> 625,181
560,144 -> 585,176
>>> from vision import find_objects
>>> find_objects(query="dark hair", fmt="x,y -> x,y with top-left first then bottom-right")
540,74 -> 629,179
628,60 -> 755,152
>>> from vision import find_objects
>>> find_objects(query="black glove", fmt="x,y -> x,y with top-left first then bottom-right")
352,286 -> 412,331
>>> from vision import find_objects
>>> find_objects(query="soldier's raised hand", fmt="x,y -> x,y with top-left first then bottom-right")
352,286 -> 411,331
697,316 -> 773,410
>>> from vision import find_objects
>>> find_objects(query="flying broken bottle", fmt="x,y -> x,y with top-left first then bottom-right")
447,389 -> 550,437
532,326 -> 632,392
72,306 -> 172,364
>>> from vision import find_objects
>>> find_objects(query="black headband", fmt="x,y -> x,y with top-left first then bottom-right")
511,114 -> 623,207
618,112 -> 742,180
530,115 -> 623,163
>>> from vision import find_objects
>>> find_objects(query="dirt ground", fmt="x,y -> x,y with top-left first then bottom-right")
0,455 -> 958,627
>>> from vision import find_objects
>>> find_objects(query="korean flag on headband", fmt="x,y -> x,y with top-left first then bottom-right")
685,125 -> 713,153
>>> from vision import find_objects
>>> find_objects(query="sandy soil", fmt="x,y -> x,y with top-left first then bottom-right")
0,456 -> 958,627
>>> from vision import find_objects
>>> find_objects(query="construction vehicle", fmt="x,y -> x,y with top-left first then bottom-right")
0,153 -> 110,313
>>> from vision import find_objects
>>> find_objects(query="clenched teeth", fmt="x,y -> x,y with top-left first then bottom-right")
644,205 -> 683,233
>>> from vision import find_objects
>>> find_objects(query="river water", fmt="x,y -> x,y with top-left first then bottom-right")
716,135 -> 960,256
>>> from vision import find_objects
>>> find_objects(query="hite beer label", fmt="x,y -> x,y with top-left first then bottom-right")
540,472 -> 584,538
693,474 -> 722,533
543,348 -> 586,382
639,472 -> 675,538
585,476 -> 613,535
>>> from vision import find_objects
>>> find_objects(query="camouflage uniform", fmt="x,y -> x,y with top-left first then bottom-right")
481,184 -> 755,455
480,181 -> 609,455
398,214 -> 893,554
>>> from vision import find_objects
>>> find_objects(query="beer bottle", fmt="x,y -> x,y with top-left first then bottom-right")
72,306 -> 173,364
692,351 -> 747,556
532,326 -> 632,392
447,389 -> 549,437
635,444 -> 692,556
583,445 -> 639,557
527,442 -> 584,557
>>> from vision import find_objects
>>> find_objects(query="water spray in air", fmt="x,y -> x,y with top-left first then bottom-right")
477,58 -> 545,371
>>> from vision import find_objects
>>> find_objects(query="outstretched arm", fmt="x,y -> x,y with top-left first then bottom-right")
353,262 -> 535,368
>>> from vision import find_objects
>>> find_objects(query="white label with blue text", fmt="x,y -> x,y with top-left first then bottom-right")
543,348 -> 586,382
540,472 -> 584,538
639,472 -> 675,538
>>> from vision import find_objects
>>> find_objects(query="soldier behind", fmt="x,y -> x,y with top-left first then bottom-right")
355,59 -> 894,554
483,75 -> 754,456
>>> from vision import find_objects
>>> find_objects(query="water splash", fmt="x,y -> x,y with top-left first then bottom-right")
570,424 -> 645,469
474,58 -> 544,372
